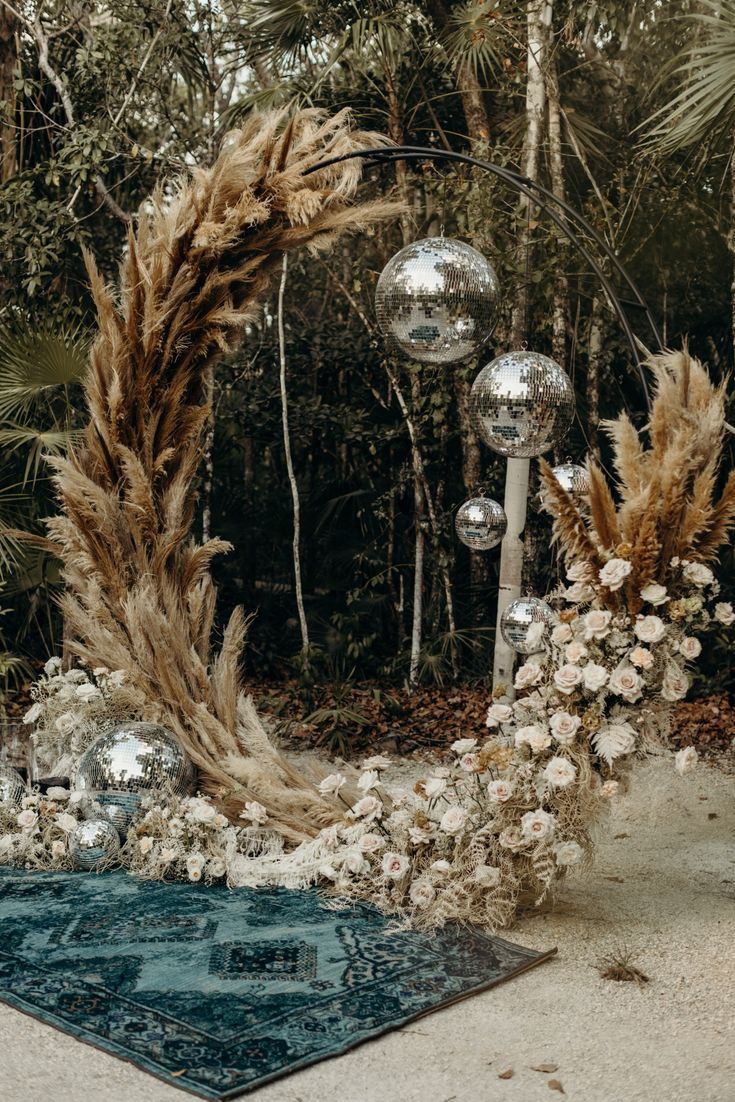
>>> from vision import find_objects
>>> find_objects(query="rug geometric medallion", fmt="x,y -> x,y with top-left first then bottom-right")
0,868 -> 555,1099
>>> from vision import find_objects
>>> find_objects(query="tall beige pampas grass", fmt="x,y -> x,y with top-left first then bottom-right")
45,109 -> 399,842
540,349 -> 735,604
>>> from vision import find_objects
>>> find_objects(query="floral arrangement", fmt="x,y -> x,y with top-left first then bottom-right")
23,659 -> 141,778
0,786 -> 85,870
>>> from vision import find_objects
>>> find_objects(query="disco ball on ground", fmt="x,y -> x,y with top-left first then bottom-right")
500,597 -> 554,654
455,498 -> 507,550
539,463 -> 590,514
0,763 -> 25,806
375,237 -> 500,364
469,350 -> 575,457
75,721 -> 195,830
69,819 -> 121,870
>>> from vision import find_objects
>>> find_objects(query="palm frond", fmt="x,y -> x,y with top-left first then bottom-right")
0,325 -> 89,421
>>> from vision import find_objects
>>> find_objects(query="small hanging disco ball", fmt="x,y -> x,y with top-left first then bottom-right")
500,597 -> 554,654
455,497 -> 507,550
469,350 -> 575,457
75,721 -> 195,830
539,463 -> 591,515
375,237 -> 500,364
69,819 -> 121,871
0,763 -> 25,806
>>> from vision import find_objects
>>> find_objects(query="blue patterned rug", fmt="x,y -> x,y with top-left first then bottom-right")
0,868 -> 554,1099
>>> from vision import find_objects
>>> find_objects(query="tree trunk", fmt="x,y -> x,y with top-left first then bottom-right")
455,367 -> 489,623
588,294 -> 603,459
730,139 -> 735,362
547,60 -> 568,367
0,11 -> 17,182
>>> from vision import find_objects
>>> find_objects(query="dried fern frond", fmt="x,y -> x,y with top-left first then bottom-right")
49,108 -> 402,841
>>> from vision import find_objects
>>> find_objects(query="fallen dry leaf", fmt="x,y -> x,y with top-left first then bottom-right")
604,875 -> 625,883
498,1068 -> 514,1080
531,1063 -> 559,1073
548,1079 -> 565,1094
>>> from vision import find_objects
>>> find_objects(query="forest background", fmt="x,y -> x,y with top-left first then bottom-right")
1,0 -> 734,751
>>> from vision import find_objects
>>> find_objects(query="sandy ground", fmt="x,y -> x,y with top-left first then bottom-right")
1,755 -> 734,1102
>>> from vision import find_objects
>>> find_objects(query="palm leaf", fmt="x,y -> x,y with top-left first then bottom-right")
0,325 -> 89,421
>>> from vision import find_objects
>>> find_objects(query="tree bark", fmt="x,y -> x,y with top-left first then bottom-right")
588,293 -> 603,460
0,10 -> 17,182
547,60 -> 568,367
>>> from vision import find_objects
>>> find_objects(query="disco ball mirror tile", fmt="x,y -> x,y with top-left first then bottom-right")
469,350 -> 575,457
69,818 -> 121,870
0,763 -> 25,806
375,237 -> 500,364
75,722 -> 195,820
539,462 -> 590,515
455,497 -> 507,550
500,597 -> 554,654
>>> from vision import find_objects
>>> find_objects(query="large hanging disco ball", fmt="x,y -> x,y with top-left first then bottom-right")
469,350 -> 575,457
69,819 -> 121,871
500,597 -> 554,654
375,237 -> 500,364
539,463 -> 590,515
455,497 -> 507,551
75,722 -> 195,830
0,763 -> 25,806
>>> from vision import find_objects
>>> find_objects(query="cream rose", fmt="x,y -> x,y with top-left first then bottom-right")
440,806 -> 469,835
661,664 -> 689,702
554,664 -> 583,695
430,859 -> 452,875
382,851 -> 410,879
551,622 -> 573,645
139,835 -> 153,855
239,801 -> 268,826
599,558 -> 632,590
583,662 -> 608,692
351,796 -> 382,821
515,724 -> 552,752
487,779 -> 514,802
451,738 -> 477,755
683,562 -> 714,587
424,777 -> 447,800
51,839 -> 66,860
16,809 -> 37,830
567,561 -> 595,583
583,609 -> 612,640
565,640 -> 588,663
542,756 -> 577,789
357,769 -> 380,793
486,703 -> 513,726
609,665 -> 642,702
409,879 -> 436,907
549,711 -> 581,744
634,615 -> 666,643
319,772 -> 346,796
520,808 -> 556,842
564,582 -> 595,603
714,602 -> 735,626
55,812 -> 78,834
358,832 -> 384,853
678,636 -> 702,660
640,582 -> 669,606
515,662 -> 543,690
629,645 -> 653,669
498,825 -> 526,851
554,840 -> 584,866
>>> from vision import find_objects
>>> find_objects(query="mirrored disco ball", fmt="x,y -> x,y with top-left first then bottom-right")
375,237 -> 500,364
539,463 -> 590,514
500,597 -> 554,654
0,762 -> 25,806
69,819 -> 121,871
469,350 -> 575,457
75,722 -> 195,829
455,497 -> 507,550
83,796 -> 135,834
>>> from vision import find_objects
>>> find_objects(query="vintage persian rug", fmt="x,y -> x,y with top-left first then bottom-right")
0,868 -> 554,1099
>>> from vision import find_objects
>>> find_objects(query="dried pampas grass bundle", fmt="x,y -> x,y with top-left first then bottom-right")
46,108 -> 399,842
541,349 -> 735,604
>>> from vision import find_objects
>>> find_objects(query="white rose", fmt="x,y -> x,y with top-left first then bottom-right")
54,712 -> 78,736
65,669 -> 87,684
499,825 -> 527,851
357,770 -> 380,793
551,623 -> 573,645
567,561 -> 595,583
108,670 -> 127,688
409,879 -> 436,907
351,796 -> 382,821
439,806 -> 469,835
190,800 -> 217,824
487,779 -> 513,802
430,859 -> 452,875
640,583 -> 669,606
186,853 -> 205,874
554,664 -> 583,695
473,864 -> 501,888
46,787 -> 70,801
661,665 -> 689,702
139,835 -> 153,855
515,724 -> 552,752
51,839 -> 66,859
542,756 -> 577,789
23,702 -> 43,725
16,809 -> 37,830
160,847 -> 176,862
520,808 -> 556,842
358,832 -> 384,853
362,754 -> 392,772
342,849 -> 368,875
451,738 -> 477,755
608,665 -> 642,702
382,851 -> 410,879
634,615 -> 666,643
599,558 -> 632,590
564,582 -> 595,603
629,646 -> 654,669
213,814 -> 228,829
674,746 -> 698,775
44,657 -> 62,677
55,812 -> 78,834
239,801 -> 268,826
486,703 -> 513,726
683,562 -> 714,587
75,683 -> 103,703
207,858 -> 226,878
460,752 -> 482,772
554,840 -> 584,866
319,773 -> 346,796
714,602 -> 735,626
549,711 -> 581,745
92,666 -> 109,677
187,867 -> 202,882
408,824 -> 435,846
679,636 -> 702,660
583,610 -> 612,640
424,777 -> 447,800
565,640 -> 588,663
515,663 -> 543,690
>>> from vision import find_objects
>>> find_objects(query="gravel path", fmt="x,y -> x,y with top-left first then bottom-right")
2,756 -> 733,1102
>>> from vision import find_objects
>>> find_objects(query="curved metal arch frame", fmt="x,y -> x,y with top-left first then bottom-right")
304,144 -> 665,409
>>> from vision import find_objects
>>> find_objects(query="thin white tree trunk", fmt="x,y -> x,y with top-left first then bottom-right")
278,255 -> 309,655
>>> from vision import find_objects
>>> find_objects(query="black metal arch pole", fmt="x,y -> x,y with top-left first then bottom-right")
304,144 -> 665,410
